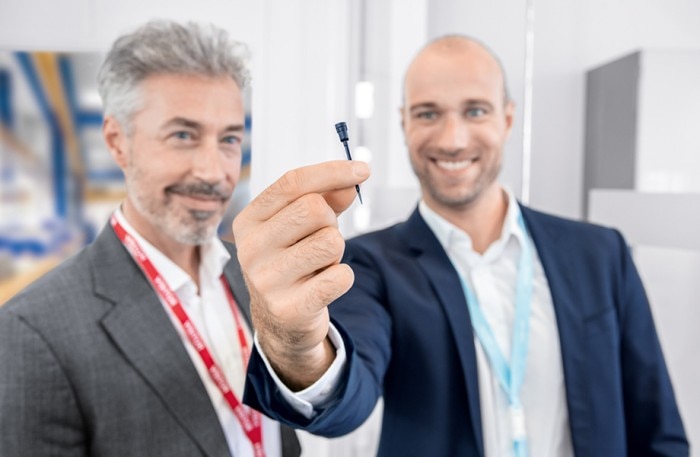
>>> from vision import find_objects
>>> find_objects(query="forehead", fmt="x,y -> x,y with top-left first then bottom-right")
135,73 -> 244,124
404,43 -> 505,106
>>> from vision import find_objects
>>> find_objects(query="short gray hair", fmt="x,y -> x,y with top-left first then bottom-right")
97,20 -> 250,131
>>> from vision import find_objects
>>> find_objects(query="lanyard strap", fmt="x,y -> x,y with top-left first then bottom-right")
111,214 -> 265,457
458,212 -> 533,457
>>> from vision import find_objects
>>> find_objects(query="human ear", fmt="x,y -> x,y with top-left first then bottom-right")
103,116 -> 129,170
503,101 -> 515,138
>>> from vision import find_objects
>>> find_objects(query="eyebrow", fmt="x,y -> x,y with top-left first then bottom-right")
161,117 -> 245,133
409,103 -> 439,113
409,99 -> 495,113
466,99 -> 495,109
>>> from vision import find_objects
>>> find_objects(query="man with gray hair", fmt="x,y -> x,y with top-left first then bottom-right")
0,20 -> 300,457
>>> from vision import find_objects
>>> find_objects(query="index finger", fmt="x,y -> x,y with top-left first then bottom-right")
242,160 -> 370,222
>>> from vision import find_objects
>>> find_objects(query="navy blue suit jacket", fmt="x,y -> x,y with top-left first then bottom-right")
245,205 -> 688,456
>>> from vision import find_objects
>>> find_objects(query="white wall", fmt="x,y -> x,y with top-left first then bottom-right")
531,0 -> 700,217
635,245 -> 700,450
340,0 -> 427,235
636,50 -> 700,192
0,0 -> 264,53
249,0 -> 351,197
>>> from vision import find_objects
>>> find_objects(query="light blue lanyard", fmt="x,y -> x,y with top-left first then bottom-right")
458,213 -> 533,457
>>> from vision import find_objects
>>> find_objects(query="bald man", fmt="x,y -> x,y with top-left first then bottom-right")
236,36 -> 688,456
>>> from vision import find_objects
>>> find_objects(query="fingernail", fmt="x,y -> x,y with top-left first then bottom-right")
352,161 -> 370,178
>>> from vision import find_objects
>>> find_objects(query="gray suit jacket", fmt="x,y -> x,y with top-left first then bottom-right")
0,225 -> 300,457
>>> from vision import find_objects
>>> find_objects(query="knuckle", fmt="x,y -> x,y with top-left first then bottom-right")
277,169 -> 304,196
319,227 -> 345,258
299,193 -> 328,217
252,169 -> 304,212
307,277 -> 336,306
307,264 -> 354,305
288,198 -> 313,226
288,194 -> 333,229
310,228 -> 344,261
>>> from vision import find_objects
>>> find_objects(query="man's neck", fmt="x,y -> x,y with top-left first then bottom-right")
427,185 -> 509,255
121,201 -> 201,287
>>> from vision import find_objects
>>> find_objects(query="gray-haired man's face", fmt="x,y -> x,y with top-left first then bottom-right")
107,73 -> 245,245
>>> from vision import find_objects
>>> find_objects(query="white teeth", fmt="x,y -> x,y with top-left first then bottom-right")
436,159 -> 474,171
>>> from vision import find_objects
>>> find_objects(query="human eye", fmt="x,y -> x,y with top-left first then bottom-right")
465,107 -> 487,118
165,130 -> 198,149
220,134 -> 243,157
221,135 -> 241,145
171,130 -> 195,142
415,110 -> 438,121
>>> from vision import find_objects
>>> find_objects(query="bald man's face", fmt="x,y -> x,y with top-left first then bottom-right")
401,43 -> 514,213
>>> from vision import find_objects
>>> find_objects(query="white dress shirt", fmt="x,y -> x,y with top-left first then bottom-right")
419,191 -> 573,457
114,209 -> 281,457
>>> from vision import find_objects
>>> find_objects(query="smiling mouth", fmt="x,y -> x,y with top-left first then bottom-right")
435,158 -> 476,171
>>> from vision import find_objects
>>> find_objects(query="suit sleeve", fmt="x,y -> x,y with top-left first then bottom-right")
0,311 -> 87,457
615,231 -> 689,456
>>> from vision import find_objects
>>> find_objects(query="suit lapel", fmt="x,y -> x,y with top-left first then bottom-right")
398,210 -> 484,457
221,242 -> 253,328
89,226 -> 231,457
519,206 -> 591,456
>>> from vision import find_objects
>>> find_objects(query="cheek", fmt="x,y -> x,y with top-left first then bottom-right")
468,128 -> 501,157
405,128 -> 432,155
483,123 -> 509,147
130,155 -> 186,191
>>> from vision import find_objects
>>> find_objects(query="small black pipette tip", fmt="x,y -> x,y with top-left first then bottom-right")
334,122 -> 363,204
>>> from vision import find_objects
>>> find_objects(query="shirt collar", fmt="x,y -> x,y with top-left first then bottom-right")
419,188 -> 527,264
113,208 -> 230,294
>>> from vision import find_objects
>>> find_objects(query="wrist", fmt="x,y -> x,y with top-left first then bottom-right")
258,333 -> 336,391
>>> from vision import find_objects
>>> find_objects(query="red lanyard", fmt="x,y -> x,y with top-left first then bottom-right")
110,215 -> 265,457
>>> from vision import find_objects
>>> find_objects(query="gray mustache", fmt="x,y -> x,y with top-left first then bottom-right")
167,182 -> 230,200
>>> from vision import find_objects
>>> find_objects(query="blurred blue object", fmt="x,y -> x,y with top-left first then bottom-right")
0,69 -> 12,128
0,219 -> 75,257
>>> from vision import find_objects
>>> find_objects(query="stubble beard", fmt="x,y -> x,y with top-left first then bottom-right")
412,152 -> 502,211
126,170 -> 223,246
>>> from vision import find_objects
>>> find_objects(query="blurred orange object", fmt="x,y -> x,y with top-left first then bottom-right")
0,256 -> 60,306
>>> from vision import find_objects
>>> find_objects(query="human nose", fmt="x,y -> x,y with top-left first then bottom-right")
435,113 -> 468,154
192,138 -> 226,183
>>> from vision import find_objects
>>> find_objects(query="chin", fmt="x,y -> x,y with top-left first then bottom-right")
435,192 -> 487,211
164,216 -> 220,246
172,228 -> 217,246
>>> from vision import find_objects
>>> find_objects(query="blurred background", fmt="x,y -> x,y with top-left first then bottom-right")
0,0 -> 698,455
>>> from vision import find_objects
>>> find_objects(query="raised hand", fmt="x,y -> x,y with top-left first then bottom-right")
232,160 -> 370,389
